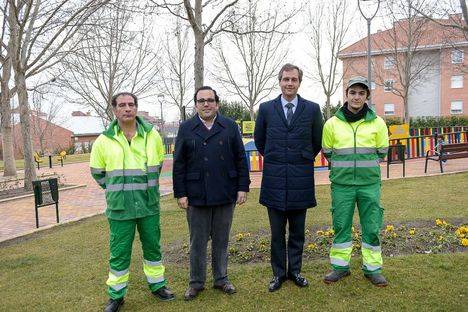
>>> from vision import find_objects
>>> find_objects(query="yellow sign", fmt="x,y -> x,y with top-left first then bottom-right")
242,121 -> 255,134
389,124 -> 409,144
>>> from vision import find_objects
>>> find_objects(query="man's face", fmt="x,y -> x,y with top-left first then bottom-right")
113,95 -> 137,123
195,89 -> 219,121
346,84 -> 368,113
279,69 -> 301,100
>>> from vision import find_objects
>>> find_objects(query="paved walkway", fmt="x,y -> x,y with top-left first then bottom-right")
1,157 -> 467,243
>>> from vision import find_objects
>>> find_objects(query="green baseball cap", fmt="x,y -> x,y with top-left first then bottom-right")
347,76 -> 370,90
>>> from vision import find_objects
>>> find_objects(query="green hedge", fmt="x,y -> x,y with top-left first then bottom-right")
384,115 -> 468,128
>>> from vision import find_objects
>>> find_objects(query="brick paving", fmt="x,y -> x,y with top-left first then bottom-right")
1,157 -> 467,242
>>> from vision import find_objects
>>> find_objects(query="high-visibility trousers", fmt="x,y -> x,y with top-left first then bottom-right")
106,214 -> 166,299
329,183 -> 384,274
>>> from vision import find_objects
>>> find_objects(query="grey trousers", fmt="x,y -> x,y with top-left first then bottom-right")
186,202 -> 235,289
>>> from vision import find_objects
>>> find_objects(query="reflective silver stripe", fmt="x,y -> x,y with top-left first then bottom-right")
91,167 -> 105,174
148,179 -> 158,187
144,259 -> 162,266
377,147 -> 389,154
362,242 -> 382,252
322,148 -> 333,154
147,276 -> 165,284
147,165 -> 160,173
333,147 -> 377,155
332,160 -> 379,168
363,263 -> 381,271
106,183 -> 148,192
97,178 -> 106,185
107,169 -> 146,178
356,160 -> 379,167
109,268 -> 129,277
330,258 -> 349,266
110,282 -> 128,291
332,242 -> 353,249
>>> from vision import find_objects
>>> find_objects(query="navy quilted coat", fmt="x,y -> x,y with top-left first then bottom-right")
254,95 -> 323,211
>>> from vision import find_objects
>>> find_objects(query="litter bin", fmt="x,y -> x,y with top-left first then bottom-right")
32,178 -> 59,228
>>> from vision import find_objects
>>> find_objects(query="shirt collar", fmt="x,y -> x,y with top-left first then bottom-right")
114,119 -> 145,138
198,113 -> 217,128
281,95 -> 298,108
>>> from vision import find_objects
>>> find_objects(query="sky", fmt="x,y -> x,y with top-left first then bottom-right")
44,0 -> 457,125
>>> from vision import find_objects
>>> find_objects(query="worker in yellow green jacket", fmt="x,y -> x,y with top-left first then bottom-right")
90,92 -> 175,312
321,77 -> 389,287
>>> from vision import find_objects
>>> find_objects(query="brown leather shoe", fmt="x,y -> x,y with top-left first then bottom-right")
184,286 -> 204,301
213,282 -> 236,294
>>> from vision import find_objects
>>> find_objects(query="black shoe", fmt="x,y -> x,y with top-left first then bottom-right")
213,282 -> 237,294
104,298 -> 124,312
153,286 -> 175,301
268,276 -> 286,292
184,286 -> 204,300
288,273 -> 309,287
324,270 -> 351,284
365,273 -> 388,287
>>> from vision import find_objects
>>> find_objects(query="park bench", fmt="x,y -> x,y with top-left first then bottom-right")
424,142 -> 468,173
34,152 -> 43,169
56,151 -> 67,166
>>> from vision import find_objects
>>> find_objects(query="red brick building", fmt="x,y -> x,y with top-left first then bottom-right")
339,14 -> 467,119
0,111 -> 73,158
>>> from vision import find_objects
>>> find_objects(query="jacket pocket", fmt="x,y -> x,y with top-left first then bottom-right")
186,172 -> 201,196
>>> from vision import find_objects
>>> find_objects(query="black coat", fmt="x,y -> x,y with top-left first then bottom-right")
173,113 -> 250,207
254,95 -> 323,211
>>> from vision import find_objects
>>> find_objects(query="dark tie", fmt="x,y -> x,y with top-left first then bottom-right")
286,103 -> 294,125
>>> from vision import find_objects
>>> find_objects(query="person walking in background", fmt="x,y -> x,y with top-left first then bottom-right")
254,63 -> 323,292
173,86 -> 250,300
90,92 -> 175,312
322,76 -> 389,287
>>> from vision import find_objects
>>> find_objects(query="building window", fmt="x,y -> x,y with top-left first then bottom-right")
384,80 -> 394,92
384,103 -> 395,116
451,75 -> 463,88
370,81 -> 376,90
452,50 -> 464,64
384,56 -> 395,69
450,101 -> 463,114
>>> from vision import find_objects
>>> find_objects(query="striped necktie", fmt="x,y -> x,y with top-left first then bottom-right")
286,102 -> 294,125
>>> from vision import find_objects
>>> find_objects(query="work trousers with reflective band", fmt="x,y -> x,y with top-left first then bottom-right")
107,214 -> 166,299
329,183 -> 384,274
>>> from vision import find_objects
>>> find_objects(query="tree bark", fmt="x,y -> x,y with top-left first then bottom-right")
1,52 -> 17,176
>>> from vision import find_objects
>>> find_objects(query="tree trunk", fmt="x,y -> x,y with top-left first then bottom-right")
326,94 -> 331,120
194,31 -> 205,90
1,55 -> 17,177
15,72 -> 37,191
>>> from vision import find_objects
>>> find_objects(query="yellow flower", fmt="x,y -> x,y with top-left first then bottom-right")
316,230 -> 324,236
408,229 -> 416,235
235,233 -> 244,241
306,243 -> 317,250
460,238 -> 468,247
352,226 -> 356,233
391,233 -> 397,238
455,226 -> 468,237
437,235 -> 444,242
329,229 -> 335,236
385,225 -> 394,233
435,219 -> 443,226
305,229 -> 310,235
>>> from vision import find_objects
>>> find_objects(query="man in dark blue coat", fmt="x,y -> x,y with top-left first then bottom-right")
173,86 -> 250,300
254,63 -> 323,292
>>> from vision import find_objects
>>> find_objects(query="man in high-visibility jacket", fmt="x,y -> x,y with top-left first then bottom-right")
322,77 -> 389,287
90,92 -> 175,312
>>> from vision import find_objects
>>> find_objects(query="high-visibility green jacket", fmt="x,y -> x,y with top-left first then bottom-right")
90,117 -> 165,220
322,107 -> 389,186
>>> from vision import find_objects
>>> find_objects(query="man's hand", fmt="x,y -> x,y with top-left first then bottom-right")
236,191 -> 247,205
177,197 -> 188,209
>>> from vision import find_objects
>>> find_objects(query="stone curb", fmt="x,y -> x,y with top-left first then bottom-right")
0,184 -> 87,204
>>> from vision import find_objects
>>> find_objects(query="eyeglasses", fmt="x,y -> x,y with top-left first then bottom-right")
196,98 -> 216,104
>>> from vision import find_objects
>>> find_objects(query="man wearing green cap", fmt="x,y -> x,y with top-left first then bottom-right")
321,76 -> 389,287
90,92 -> 175,312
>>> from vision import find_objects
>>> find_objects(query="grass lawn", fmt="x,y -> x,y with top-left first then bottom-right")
0,173 -> 467,311
0,153 -> 91,171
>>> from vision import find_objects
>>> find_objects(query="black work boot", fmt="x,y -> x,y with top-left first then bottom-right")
323,270 -> 351,284
104,298 -> 124,312
152,286 -> 176,301
365,273 -> 388,287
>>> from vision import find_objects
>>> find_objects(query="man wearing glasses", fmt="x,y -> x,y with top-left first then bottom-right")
173,86 -> 250,300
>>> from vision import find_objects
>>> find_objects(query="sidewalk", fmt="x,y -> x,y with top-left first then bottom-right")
1,157 -> 467,243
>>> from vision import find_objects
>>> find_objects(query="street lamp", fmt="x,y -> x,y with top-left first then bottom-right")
157,94 -> 165,136
357,0 -> 381,107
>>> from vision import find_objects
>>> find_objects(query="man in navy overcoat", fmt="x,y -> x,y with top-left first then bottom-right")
173,86 -> 250,300
254,64 -> 323,292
